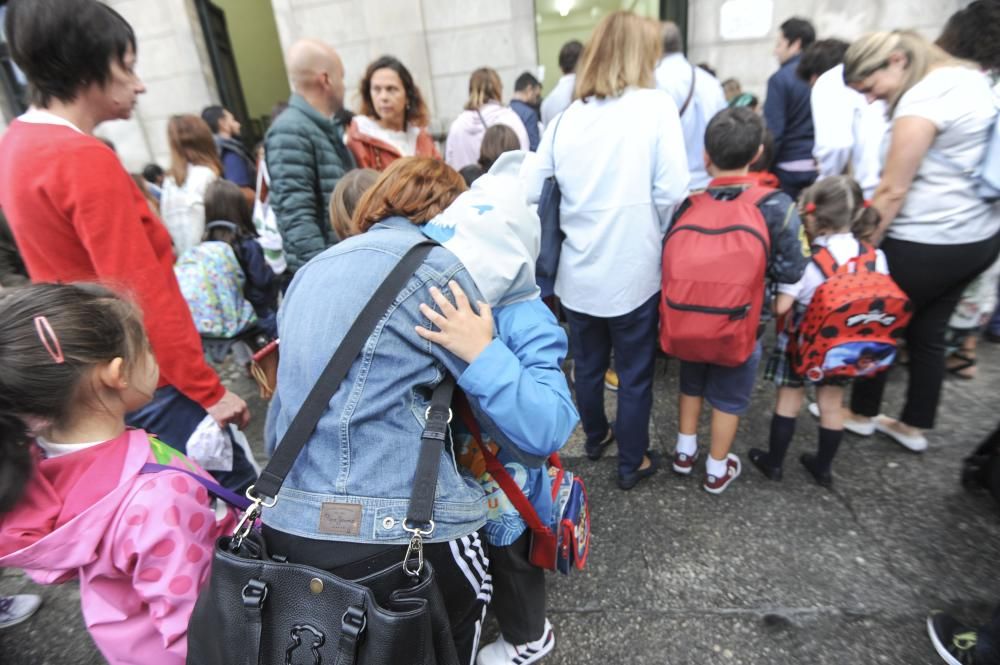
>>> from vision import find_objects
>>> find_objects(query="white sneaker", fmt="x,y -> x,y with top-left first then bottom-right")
0,595 -> 42,629
874,415 -> 928,452
807,402 -> 875,436
476,619 -> 555,665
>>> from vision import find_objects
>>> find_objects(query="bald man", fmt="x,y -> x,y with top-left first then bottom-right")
265,39 -> 356,274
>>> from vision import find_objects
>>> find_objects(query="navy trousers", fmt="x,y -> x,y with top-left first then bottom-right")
564,293 -> 660,476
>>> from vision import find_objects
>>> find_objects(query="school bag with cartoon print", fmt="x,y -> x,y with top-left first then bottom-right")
457,401 -> 590,574
174,241 -> 257,338
788,243 -> 912,381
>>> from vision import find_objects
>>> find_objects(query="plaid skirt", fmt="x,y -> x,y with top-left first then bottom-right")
764,331 -> 850,388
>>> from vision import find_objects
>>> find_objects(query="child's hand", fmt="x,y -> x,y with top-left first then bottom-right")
416,280 -> 494,363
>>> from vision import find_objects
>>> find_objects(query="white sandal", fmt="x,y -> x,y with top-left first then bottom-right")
807,402 -> 875,436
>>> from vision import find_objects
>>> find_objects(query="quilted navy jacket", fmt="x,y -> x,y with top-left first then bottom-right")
264,94 -> 355,272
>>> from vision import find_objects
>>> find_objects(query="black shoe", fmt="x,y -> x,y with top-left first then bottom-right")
927,612 -> 979,664
618,450 -> 660,490
748,448 -> 783,481
800,453 -> 833,488
585,425 -> 615,461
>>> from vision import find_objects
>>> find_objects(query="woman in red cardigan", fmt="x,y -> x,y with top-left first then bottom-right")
0,0 -> 254,490
345,56 -> 440,173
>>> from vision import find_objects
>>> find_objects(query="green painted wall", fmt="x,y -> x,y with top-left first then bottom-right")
214,0 -> 289,124
536,0 -> 660,94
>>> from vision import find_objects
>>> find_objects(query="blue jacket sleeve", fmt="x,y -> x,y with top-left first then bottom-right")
238,238 -> 278,315
760,192 -> 810,285
456,299 -> 578,458
763,73 -> 788,159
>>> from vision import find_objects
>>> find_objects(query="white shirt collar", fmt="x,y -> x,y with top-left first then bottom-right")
18,107 -> 85,134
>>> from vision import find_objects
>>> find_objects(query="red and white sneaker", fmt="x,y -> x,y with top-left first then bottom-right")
703,454 -> 741,495
672,448 -> 699,475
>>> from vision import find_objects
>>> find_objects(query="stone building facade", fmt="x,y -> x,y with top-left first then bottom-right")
0,0 -> 973,172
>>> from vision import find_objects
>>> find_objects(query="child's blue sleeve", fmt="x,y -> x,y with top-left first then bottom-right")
458,299 -> 579,458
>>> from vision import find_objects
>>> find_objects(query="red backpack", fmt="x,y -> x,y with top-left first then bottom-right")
787,243 -> 912,382
660,186 -> 774,367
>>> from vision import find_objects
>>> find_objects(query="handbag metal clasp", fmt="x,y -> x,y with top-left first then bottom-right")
402,519 -> 435,577
232,485 -> 277,548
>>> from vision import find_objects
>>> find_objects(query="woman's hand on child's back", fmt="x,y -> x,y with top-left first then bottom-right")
416,281 -> 494,364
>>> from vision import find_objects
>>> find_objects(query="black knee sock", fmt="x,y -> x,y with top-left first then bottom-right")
815,427 -> 844,472
766,414 -> 797,467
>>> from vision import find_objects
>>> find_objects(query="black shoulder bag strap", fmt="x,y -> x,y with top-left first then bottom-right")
244,240 -> 453,553
679,63 -> 697,116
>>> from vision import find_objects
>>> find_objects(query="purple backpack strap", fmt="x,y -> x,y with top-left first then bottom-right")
139,463 -> 252,510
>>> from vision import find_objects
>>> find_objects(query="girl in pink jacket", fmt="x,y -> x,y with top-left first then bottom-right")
0,283 -> 238,665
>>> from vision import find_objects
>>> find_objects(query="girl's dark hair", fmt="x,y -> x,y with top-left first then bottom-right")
358,56 -> 430,129
799,175 -> 881,242
478,124 -> 521,172
0,283 -> 149,512
204,180 -> 257,243
5,0 -> 137,107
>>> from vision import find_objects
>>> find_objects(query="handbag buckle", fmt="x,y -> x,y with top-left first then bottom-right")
402,519 -> 434,577
424,405 -> 453,423
241,578 -> 268,609
341,606 -> 367,639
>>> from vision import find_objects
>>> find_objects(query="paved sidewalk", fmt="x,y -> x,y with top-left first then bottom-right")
3,341 -> 999,664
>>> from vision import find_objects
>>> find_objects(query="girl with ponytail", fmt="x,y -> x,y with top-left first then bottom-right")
0,283 -> 237,665
750,176 -> 891,487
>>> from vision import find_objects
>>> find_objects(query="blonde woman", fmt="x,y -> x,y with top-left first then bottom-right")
160,115 -> 222,257
532,11 -> 689,490
445,67 -> 529,170
838,31 -> 1000,451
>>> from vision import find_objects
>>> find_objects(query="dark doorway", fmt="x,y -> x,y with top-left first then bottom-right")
194,0 -> 256,147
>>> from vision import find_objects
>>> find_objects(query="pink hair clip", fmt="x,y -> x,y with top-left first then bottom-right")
803,202 -> 817,214
34,316 -> 65,364
863,200 -> 872,208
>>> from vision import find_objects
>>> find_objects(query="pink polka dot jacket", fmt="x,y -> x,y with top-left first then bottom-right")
0,429 -> 237,665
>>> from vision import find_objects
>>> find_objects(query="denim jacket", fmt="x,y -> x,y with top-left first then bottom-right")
263,217 -> 534,544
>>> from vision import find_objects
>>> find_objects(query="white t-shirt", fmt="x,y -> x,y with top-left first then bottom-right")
890,66 -> 999,244
778,232 -> 889,306
160,164 -> 218,257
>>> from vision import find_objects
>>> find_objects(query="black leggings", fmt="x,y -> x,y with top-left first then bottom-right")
850,232 -> 1000,428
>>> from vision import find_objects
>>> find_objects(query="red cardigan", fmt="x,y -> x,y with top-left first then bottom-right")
0,120 -> 224,409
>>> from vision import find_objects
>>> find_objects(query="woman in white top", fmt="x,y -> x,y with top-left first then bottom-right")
840,31 -> 1000,451
345,55 -> 440,173
160,115 -> 221,257
533,11 -> 689,489
445,67 -> 529,170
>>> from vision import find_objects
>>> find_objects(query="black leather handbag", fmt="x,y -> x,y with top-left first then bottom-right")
187,241 -> 462,665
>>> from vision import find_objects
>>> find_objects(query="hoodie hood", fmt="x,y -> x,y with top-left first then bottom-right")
0,429 -> 153,580
422,150 -> 541,307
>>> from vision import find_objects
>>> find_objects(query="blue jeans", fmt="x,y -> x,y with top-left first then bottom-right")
126,385 -> 257,493
564,293 -> 659,476
773,167 -> 817,202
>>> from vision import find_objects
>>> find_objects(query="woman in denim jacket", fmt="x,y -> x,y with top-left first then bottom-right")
262,157 -> 572,662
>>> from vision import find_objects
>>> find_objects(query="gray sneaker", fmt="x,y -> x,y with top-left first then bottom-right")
0,594 -> 42,630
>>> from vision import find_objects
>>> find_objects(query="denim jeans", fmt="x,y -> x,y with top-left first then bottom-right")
564,293 -> 660,476
126,385 -> 257,493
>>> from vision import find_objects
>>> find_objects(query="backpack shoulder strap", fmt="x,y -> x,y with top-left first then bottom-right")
856,241 -> 880,272
737,185 -> 780,208
811,246 -> 839,279
679,63 -> 697,116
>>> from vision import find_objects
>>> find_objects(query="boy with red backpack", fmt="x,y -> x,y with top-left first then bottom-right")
749,176 -> 910,487
660,107 -> 809,494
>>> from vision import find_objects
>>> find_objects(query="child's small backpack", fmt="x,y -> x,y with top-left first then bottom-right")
660,186 -> 774,367
788,243 -> 912,381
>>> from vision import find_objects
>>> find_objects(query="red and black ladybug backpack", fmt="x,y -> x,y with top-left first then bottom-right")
788,243 -> 912,382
